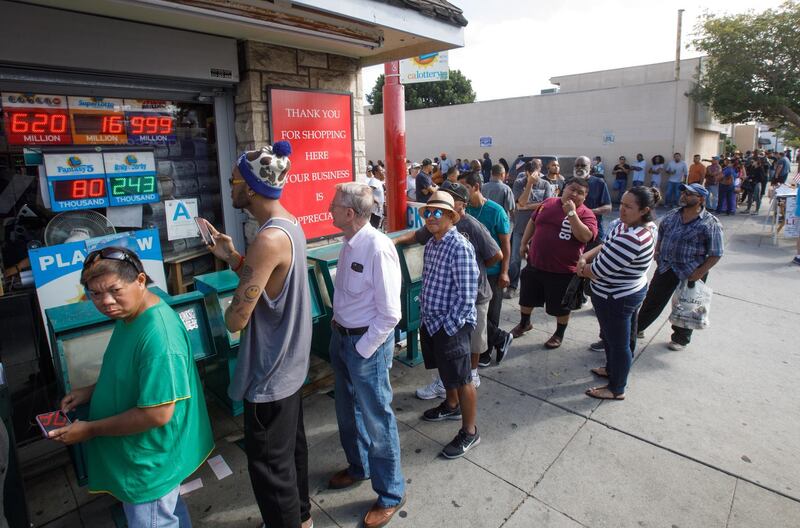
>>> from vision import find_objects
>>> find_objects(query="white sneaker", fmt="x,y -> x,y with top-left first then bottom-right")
416,376 -> 446,400
668,341 -> 686,351
471,373 -> 481,389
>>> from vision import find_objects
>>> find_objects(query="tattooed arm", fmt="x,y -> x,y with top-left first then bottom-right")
224,228 -> 291,332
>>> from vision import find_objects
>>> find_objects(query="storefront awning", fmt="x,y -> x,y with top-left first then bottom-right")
22,0 -> 467,66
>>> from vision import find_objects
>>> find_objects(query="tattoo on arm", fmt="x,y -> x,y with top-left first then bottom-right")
239,264 -> 254,282
231,294 -> 241,307
243,285 -> 261,301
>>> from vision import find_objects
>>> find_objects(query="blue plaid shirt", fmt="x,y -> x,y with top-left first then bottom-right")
656,207 -> 724,280
421,227 -> 478,336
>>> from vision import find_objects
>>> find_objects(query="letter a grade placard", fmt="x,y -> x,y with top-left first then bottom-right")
268,88 -> 354,240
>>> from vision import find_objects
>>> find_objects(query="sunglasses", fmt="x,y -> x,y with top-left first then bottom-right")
84,247 -> 144,275
422,209 -> 445,219
228,176 -> 245,186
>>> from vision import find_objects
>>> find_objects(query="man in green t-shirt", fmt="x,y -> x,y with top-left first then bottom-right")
50,247 -> 213,527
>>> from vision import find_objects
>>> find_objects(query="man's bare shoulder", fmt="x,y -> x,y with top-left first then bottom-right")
249,224 -> 293,259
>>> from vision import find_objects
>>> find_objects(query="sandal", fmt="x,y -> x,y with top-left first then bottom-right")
585,386 -> 625,400
544,334 -> 562,349
590,367 -> 608,378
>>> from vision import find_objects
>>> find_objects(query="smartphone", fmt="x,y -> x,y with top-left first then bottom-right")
36,410 -> 71,438
194,217 -> 215,246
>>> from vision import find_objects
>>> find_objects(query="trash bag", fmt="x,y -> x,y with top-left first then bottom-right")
669,279 -> 712,330
561,275 -> 588,311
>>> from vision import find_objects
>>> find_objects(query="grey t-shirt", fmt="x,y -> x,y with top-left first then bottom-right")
512,176 -> 554,231
229,217 -> 312,403
415,214 -> 499,304
482,180 -> 515,216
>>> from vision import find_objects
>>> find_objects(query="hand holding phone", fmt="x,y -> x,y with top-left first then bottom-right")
36,410 -> 71,439
194,217 -> 215,247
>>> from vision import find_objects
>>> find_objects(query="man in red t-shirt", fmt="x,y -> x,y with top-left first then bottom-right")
512,177 -> 598,348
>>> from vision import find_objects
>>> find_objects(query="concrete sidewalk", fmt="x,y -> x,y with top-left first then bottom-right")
29,210 -> 800,528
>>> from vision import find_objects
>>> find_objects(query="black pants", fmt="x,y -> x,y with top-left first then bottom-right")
486,275 -> 509,351
637,268 -> 708,346
244,389 -> 311,528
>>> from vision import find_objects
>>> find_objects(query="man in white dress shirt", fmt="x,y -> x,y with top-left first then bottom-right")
325,182 -> 406,528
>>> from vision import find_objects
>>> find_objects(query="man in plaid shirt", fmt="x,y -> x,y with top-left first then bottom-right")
418,190 -> 481,459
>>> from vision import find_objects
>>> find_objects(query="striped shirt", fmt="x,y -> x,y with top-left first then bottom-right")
590,222 -> 655,299
420,226 -> 478,336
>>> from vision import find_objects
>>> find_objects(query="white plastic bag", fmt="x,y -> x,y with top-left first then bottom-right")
669,279 -> 712,330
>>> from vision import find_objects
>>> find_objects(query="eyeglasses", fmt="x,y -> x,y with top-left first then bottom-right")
575,163 -> 588,168
84,247 -> 144,275
422,209 -> 445,219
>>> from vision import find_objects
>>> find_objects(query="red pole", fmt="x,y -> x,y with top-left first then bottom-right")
383,61 -> 407,232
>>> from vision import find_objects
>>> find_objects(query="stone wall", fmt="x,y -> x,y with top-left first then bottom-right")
234,41 -> 366,181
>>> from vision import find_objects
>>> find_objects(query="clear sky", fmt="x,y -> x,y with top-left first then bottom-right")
362,0 -> 785,103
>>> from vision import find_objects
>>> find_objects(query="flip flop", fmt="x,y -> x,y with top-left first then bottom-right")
590,367 -> 608,378
585,386 -> 625,400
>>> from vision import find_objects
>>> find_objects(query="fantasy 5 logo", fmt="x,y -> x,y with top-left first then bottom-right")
67,156 -> 82,168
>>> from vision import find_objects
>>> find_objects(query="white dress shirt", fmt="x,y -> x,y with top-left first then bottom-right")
333,223 -> 402,358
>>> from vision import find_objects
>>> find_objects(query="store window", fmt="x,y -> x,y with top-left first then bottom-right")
0,93 -> 222,285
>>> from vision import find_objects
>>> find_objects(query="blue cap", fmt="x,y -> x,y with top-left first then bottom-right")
680,183 -> 709,198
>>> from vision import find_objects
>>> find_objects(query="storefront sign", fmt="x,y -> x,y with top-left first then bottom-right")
125,99 -> 177,145
480,136 -> 493,148
785,194 -> 798,238
28,229 -> 167,331
400,52 -> 449,84
269,88 -> 354,239
44,152 -> 109,212
104,151 -> 159,206
165,198 -> 200,241
68,96 -> 128,145
2,92 -> 72,145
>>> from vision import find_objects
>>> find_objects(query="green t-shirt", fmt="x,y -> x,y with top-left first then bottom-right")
87,300 -> 214,504
467,198 -> 510,276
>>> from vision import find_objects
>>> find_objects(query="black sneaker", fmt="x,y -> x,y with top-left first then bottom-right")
477,350 -> 492,368
496,332 -> 513,364
589,340 -> 605,352
422,401 -> 462,422
441,427 -> 481,459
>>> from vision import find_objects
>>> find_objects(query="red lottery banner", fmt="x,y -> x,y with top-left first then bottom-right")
269,88 -> 354,239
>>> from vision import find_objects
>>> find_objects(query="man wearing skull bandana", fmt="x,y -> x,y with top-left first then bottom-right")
204,142 -> 314,528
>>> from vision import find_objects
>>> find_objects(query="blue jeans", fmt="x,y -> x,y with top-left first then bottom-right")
591,286 -> 647,395
123,486 -> 191,528
666,181 -> 682,207
706,184 -> 719,210
716,184 -> 735,214
509,223 -> 525,289
329,331 -> 404,507
612,179 -> 627,203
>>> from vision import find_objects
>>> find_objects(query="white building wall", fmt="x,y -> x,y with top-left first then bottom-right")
365,58 -> 722,171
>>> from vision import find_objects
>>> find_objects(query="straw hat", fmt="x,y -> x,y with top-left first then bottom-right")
421,191 -> 457,216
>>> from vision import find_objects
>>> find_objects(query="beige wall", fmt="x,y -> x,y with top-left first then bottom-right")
365,58 -> 726,188
733,124 -> 758,152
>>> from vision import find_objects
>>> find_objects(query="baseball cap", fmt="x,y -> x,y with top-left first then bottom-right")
680,183 -> 709,198
237,141 -> 292,199
441,182 -> 468,203
411,162 -> 421,169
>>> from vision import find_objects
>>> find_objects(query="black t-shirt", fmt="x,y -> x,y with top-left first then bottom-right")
747,164 -> 766,184
613,164 -> 631,180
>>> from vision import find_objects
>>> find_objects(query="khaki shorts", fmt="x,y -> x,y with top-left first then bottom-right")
470,300 -> 489,355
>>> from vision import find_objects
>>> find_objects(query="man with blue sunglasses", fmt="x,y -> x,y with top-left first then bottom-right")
417,191 -> 481,459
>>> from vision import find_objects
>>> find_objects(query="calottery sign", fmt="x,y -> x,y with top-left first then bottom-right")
269,88 -> 354,240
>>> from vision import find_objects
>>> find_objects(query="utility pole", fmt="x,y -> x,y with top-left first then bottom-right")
671,8 -> 685,155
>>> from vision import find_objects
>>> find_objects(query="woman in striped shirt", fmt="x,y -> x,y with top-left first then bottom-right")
576,186 -> 661,400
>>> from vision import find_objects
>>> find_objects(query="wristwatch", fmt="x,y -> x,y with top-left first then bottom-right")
567,210 -> 576,217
